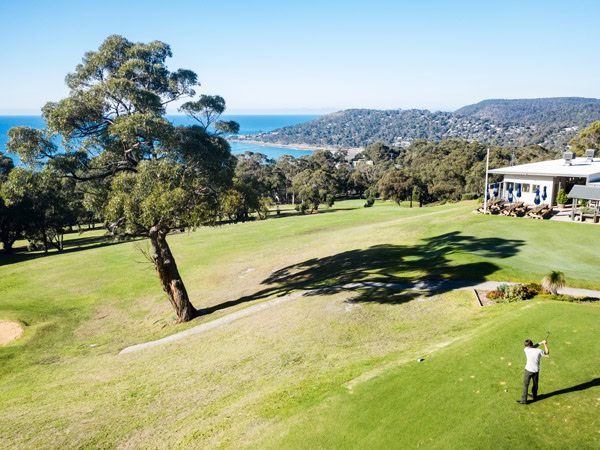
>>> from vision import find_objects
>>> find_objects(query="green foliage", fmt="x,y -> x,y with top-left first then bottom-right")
568,120 -> 600,156
489,283 -> 534,303
364,197 -> 375,208
1,168 -> 79,251
542,270 -> 566,295
292,150 -> 339,213
556,189 -> 569,205
502,284 -> 530,302
257,197 -> 273,220
378,169 -> 413,205
0,152 -> 14,182
486,290 -> 503,300
461,192 -> 477,200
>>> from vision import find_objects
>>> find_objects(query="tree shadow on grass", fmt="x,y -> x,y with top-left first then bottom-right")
536,378 -> 600,401
0,235 -> 143,267
197,232 -> 524,315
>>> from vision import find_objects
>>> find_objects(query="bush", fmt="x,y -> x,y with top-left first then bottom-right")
256,197 -> 273,220
556,189 -> 568,205
504,284 -> 530,301
497,284 -> 509,294
488,284 -> 536,303
461,192 -> 478,201
477,197 -> 484,204
524,283 -> 543,296
486,290 -> 503,300
364,197 -> 375,208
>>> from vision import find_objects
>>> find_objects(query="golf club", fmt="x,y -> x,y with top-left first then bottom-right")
540,330 -> 550,344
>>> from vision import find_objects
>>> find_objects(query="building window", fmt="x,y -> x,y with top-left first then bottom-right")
506,182 -> 514,190
532,184 -> 540,192
522,183 -> 531,193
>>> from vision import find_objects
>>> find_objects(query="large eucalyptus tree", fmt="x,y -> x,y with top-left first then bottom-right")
7,35 -> 237,322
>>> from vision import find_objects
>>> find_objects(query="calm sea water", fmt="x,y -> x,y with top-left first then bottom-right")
0,115 -> 319,164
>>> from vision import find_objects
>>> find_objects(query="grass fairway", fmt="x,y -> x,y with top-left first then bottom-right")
266,301 -> 600,449
1,200 -> 599,448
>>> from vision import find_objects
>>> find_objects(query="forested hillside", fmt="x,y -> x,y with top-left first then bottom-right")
455,97 -> 600,125
238,98 -> 600,151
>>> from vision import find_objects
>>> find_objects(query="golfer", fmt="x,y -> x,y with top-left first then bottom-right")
517,339 -> 549,404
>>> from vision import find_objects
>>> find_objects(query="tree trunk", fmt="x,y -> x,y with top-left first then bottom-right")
1,238 -> 14,253
149,227 -> 196,323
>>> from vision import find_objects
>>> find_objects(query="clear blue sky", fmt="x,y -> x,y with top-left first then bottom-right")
1,0 -> 599,114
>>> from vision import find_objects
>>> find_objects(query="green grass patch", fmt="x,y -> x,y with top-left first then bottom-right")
0,200 -> 599,447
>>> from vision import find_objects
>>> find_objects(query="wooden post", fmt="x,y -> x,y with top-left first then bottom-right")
571,198 -> 577,221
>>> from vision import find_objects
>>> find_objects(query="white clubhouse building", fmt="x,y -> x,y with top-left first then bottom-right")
489,150 -> 600,206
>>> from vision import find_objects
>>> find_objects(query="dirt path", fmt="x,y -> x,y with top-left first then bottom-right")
119,280 -> 600,355
0,320 -> 24,345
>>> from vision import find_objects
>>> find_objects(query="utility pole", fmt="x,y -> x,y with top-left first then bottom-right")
484,148 -> 490,214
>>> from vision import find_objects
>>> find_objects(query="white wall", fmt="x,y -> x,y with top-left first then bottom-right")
499,175 -> 555,205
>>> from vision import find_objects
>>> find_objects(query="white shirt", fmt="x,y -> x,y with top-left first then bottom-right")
524,347 -> 545,372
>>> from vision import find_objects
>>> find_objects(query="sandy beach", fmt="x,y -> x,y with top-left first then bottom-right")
228,138 -> 364,157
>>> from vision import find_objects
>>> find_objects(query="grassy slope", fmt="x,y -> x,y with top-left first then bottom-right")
0,200 -> 599,448
266,301 -> 600,449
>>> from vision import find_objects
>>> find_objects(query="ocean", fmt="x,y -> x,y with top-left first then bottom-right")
0,115 -> 319,164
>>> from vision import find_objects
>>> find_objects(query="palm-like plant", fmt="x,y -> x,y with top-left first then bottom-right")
542,270 -> 566,295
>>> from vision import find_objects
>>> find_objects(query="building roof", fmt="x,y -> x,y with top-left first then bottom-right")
489,157 -> 600,178
568,184 -> 600,201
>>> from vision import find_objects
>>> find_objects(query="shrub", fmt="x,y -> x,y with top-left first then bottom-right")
461,192 -> 478,201
556,189 -> 568,205
524,283 -> 542,296
477,197 -> 484,204
542,270 -> 565,295
364,197 -> 375,208
295,203 -> 310,214
488,284 -> 536,303
256,197 -> 273,220
504,284 -> 530,301
497,284 -> 509,294
486,290 -> 503,300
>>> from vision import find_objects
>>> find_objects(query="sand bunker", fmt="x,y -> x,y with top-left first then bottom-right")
0,320 -> 24,345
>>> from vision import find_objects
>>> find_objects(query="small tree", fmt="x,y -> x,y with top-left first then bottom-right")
378,169 -> 413,206
556,189 -> 568,206
542,270 -> 565,295
292,151 -> 339,213
1,168 -> 77,252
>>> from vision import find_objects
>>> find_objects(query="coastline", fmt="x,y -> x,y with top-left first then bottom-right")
228,138 -> 364,157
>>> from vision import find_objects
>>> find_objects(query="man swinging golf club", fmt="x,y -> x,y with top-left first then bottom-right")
517,335 -> 549,404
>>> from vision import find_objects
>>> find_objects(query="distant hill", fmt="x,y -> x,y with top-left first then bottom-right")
455,97 -> 600,125
235,98 -> 600,151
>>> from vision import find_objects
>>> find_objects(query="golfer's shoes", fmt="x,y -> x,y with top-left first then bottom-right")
516,400 -> 528,404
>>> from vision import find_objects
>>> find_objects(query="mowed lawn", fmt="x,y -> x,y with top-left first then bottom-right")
0,200 -> 599,448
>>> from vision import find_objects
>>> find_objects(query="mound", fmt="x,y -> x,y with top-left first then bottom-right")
0,320 -> 24,345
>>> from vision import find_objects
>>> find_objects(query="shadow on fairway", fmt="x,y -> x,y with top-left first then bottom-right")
197,232 -> 524,316
0,235 -> 143,267
536,378 -> 600,401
